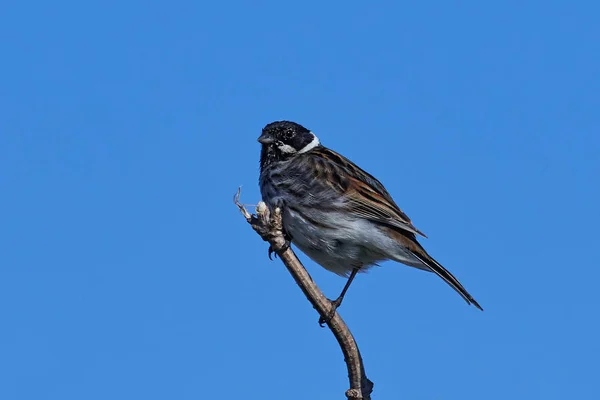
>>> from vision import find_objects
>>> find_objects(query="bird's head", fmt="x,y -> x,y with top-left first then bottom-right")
258,121 -> 321,169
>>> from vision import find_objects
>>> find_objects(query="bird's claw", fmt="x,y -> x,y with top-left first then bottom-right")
268,245 -> 277,260
318,298 -> 343,327
267,240 -> 291,260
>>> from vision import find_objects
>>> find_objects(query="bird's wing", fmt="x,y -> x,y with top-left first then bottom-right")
309,147 -> 427,238
301,147 -> 483,310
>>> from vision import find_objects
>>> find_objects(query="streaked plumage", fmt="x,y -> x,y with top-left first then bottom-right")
258,120 -> 482,311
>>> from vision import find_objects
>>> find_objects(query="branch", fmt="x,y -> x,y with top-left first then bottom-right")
234,188 -> 374,400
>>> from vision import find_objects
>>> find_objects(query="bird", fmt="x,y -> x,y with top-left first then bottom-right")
258,120 -> 482,322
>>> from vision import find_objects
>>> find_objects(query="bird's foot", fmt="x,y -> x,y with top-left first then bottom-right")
267,239 -> 291,260
318,297 -> 343,327
267,231 -> 292,260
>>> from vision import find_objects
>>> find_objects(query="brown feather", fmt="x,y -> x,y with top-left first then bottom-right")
309,147 -> 428,238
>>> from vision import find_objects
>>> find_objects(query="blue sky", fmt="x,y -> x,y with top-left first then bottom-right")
1,1 -> 599,399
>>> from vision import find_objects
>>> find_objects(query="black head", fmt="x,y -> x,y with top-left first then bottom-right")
258,121 -> 321,170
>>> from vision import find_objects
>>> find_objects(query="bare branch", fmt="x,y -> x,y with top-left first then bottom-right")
235,188 -> 374,399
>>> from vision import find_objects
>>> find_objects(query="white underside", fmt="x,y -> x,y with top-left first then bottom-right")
283,206 -> 425,277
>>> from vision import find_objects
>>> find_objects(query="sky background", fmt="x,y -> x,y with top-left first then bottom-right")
1,1 -> 599,399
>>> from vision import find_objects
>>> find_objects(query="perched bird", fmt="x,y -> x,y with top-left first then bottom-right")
258,121 -> 482,321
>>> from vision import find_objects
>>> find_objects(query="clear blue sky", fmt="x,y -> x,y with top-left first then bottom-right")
1,1 -> 598,399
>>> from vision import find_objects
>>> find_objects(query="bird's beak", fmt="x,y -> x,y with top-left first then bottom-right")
257,133 -> 275,144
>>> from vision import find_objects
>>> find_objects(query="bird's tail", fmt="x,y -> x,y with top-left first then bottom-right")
411,249 -> 483,311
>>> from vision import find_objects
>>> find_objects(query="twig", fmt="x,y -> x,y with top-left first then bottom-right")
234,188 -> 374,399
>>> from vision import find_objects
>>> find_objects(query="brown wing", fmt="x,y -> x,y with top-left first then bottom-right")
311,147 -> 427,238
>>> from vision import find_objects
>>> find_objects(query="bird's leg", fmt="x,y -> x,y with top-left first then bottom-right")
319,267 -> 360,326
